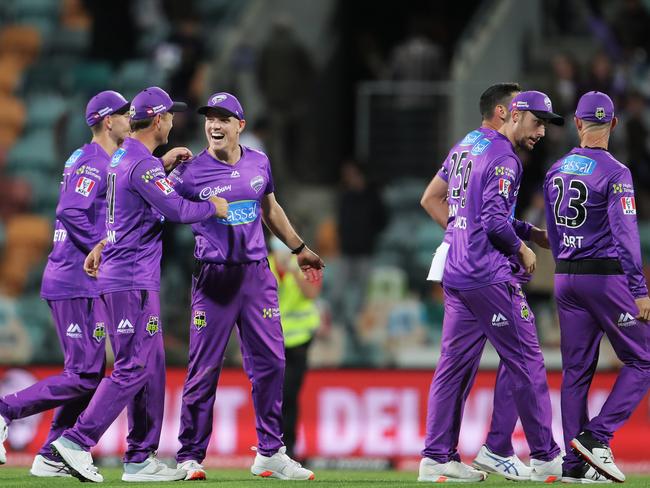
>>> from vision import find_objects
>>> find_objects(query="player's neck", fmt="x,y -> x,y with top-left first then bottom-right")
481,119 -> 500,131
209,144 -> 241,165
132,132 -> 159,154
580,131 -> 610,151
91,133 -> 119,156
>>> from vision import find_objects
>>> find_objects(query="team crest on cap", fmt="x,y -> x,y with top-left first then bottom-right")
595,107 -> 605,120
129,105 -> 136,117
211,94 -> 227,105
544,96 -> 552,110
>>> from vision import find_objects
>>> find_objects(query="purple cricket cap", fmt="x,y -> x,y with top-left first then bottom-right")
510,90 -> 564,126
197,92 -> 244,120
575,91 -> 614,123
129,86 -> 187,120
85,90 -> 129,127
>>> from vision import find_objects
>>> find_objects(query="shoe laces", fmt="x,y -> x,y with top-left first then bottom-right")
275,447 -> 303,468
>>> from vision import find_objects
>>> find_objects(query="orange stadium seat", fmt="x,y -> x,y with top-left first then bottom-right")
0,57 -> 23,94
0,96 -> 26,147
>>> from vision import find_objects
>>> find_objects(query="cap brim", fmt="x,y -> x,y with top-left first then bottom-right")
169,101 -> 188,113
113,102 -> 131,115
530,110 -> 564,126
197,106 -> 240,119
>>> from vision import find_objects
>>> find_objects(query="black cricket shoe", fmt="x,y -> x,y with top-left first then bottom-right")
562,461 -> 612,484
570,431 -> 624,483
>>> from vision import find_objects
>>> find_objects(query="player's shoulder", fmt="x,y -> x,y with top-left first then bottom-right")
242,145 -> 269,163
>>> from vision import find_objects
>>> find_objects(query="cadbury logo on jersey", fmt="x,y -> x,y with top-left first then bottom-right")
560,154 -> 596,175
199,184 -> 231,200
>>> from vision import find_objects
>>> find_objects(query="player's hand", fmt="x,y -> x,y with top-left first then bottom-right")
209,196 -> 229,218
635,296 -> 650,322
296,246 -> 325,282
517,242 -> 536,274
530,227 -> 550,249
84,240 -> 106,278
161,147 -> 193,172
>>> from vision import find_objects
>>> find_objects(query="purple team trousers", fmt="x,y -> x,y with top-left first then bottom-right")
177,259 -> 285,463
62,290 -> 166,463
422,281 -> 560,462
0,298 -> 106,460
556,274 -> 650,470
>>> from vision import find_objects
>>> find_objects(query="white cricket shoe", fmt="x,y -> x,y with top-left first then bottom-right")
250,446 -> 315,480
472,445 -> 531,481
51,437 -> 103,483
177,459 -> 206,481
562,461 -> 612,483
30,454 -> 72,477
571,431 -> 624,483
418,457 -> 488,483
530,453 -> 563,483
122,454 -> 186,482
0,415 -> 7,464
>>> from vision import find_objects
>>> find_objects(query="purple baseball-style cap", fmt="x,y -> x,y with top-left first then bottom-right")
510,90 -> 564,126
129,86 -> 187,120
197,92 -> 244,120
575,91 -> 614,123
85,90 -> 130,127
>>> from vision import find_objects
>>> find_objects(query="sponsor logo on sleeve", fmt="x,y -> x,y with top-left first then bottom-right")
146,316 -> 160,335
559,154 -> 597,175
612,182 -> 634,194
250,175 -> 265,193
76,165 -> 101,180
110,148 -> 127,167
193,310 -> 207,330
65,149 -> 84,168
75,177 -> 96,197
621,196 -> 636,215
471,138 -> 491,155
142,167 -> 165,183
154,178 -> 175,195
495,166 -> 516,178
459,130 -> 482,146
498,178 -> 511,197
262,307 -> 281,319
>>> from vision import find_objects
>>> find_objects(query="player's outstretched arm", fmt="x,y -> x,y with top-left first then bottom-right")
261,192 -> 324,282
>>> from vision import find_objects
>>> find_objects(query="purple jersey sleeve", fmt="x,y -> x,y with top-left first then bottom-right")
131,157 -> 215,224
607,168 -> 648,298
436,150 -> 452,183
543,176 -> 560,260
481,156 -> 521,256
264,158 -> 275,195
167,162 -> 193,198
512,218 -> 532,241
56,161 -> 105,253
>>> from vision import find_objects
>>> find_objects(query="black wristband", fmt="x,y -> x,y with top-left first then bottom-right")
291,242 -> 306,254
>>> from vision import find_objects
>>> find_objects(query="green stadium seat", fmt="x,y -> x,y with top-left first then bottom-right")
25,94 -> 66,129
116,59 -> 165,97
7,128 -> 57,171
71,61 -> 113,97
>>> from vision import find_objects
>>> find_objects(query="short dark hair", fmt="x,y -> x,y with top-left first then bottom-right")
130,117 -> 154,132
479,82 -> 522,120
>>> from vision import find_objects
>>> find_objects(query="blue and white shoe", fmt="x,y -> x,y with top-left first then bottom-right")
472,445 -> 531,481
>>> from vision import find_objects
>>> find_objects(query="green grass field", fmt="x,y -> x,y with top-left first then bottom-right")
0,468 -> 650,487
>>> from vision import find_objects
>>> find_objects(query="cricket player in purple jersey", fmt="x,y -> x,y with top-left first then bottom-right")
51,87 -> 226,483
167,92 -> 324,481
419,91 -> 565,483
0,91 -> 130,477
421,83 -> 540,482
544,91 -> 650,484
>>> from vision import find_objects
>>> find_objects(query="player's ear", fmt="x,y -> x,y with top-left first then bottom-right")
238,119 -> 246,134
610,116 -> 618,131
574,116 -> 581,132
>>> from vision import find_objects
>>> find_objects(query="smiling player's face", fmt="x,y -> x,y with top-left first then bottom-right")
204,109 -> 244,155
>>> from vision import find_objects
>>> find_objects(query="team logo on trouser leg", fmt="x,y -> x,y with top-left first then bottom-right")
93,323 -> 106,342
146,316 -> 160,336
193,310 -> 206,330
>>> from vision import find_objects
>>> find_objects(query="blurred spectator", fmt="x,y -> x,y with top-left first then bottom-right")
585,52 -> 626,105
546,53 -> 581,116
240,117 -> 270,153
387,16 -> 444,81
256,15 -> 315,182
612,0 -> 650,59
268,237 -> 321,459
82,0 -> 138,67
331,160 -> 387,360
623,91 -> 650,218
